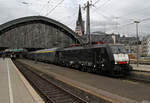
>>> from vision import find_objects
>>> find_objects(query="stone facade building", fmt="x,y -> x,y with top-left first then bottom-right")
142,35 -> 150,56
81,32 -> 114,44
110,34 -> 140,54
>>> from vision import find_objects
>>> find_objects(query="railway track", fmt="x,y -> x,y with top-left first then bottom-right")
14,61 -> 88,103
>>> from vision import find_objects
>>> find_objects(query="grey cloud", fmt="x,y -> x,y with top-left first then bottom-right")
0,0 -> 150,36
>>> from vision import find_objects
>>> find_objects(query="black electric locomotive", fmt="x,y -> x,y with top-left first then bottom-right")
56,44 -> 131,75
26,44 -> 132,76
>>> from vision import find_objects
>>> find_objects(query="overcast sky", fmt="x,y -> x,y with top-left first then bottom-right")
0,0 -> 150,37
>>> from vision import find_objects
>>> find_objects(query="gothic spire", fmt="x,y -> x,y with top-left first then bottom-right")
77,5 -> 82,24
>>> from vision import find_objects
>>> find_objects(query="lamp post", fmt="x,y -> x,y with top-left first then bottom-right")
134,21 -> 140,67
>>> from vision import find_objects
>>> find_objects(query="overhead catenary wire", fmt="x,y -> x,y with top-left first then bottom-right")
93,0 -> 101,5
120,22 -> 134,27
120,17 -> 150,27
114,4 -> 150,23
92,3 -> 141,34
119,17 -> 150,36
39,0 -> 51,16
92,6 -> 109,18
91,0 -> 114,20
91,6 -> 118,33
120,5 -> 150,18
42,0 -> 79,26
45,0 -> 65,16
94,0 -> 150,24
96,0 -> 112,9
141,17 -> 150,22
91,0 -> 149,36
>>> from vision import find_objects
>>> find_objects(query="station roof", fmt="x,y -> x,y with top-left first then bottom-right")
0,16 -> 83,44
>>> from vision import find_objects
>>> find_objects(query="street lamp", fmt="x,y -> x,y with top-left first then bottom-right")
134,21 -> 140,67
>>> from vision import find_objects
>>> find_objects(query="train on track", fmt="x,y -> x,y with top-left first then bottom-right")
0,48 -> 27,59
26,44 -> 132,76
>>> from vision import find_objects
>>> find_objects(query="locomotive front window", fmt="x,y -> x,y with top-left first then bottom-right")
111,46 -> 118,54
111,45 -> 127,54
118,46 -> 127,53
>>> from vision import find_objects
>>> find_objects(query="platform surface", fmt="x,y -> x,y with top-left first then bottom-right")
18,59 -> 150,103
131,64 -> 150,72
0,58 -> 36,103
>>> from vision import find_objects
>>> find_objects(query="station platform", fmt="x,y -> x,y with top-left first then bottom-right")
0,58 -> 44,103
131,64 -> 150,72
18,59 -> 150,103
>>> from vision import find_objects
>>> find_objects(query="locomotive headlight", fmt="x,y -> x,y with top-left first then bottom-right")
70,61 -> 73,64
